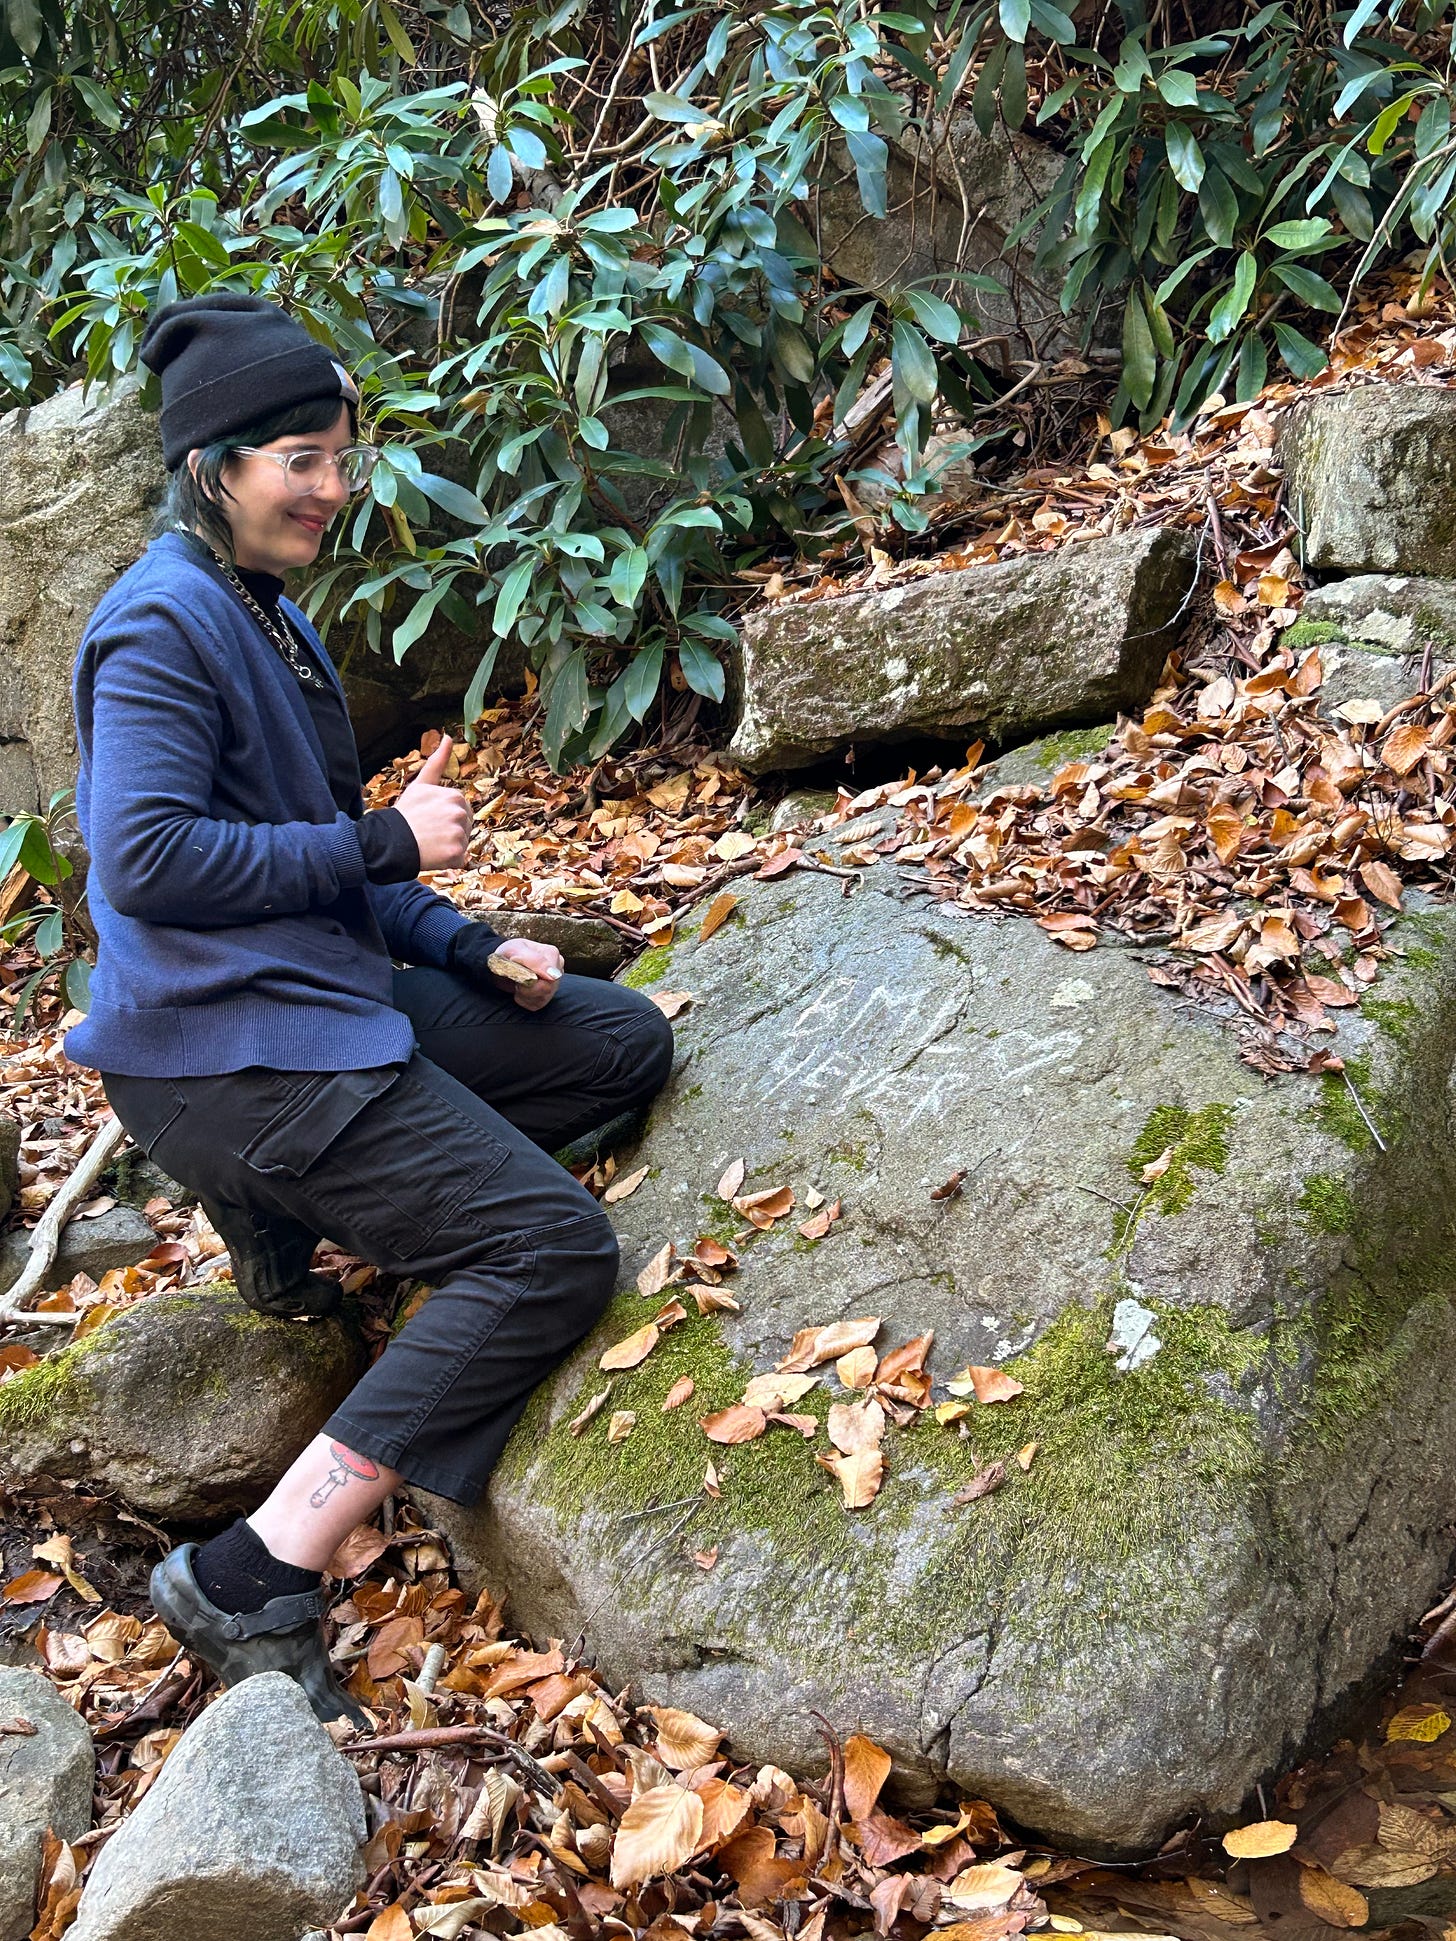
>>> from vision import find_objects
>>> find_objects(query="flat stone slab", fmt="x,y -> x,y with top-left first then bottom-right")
0,1287 -> 366,1519
69,1673 -> 363,1941
726,526 -> 1197,773
479,910 -> 626,978
424,861 -> 1456,1853
0,1667 -> 93,1941
1281,386 -> 1456,575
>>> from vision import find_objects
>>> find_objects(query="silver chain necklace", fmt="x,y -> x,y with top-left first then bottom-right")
178,525 -> 322,689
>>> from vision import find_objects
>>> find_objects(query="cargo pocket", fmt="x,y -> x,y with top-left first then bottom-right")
239,1066 -> 405,1178
236,1063 -> 512,1265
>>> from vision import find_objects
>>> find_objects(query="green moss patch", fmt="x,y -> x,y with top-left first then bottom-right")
1315,1053 -> 1397,1153
1034,724 -> 1116,765
1360,995 -> 1419,1048
0,1331 -> 104,1433
1298,1174 -> 1356,1235
621,941 -> 678,990
1112,1102 -> 1233,1251
496,1293 -> 848,1558
1282,618 -> 1345,649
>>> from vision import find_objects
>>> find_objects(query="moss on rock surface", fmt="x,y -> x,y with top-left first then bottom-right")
1028,723 -> 1116,765
1282,618 -> 1346,650
0,1331 -> 102,1434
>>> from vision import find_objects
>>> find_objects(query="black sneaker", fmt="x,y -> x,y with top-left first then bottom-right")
149,1541 -> 370,1730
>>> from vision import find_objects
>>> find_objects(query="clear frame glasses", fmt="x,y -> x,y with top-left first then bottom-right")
233,443 -> 381,497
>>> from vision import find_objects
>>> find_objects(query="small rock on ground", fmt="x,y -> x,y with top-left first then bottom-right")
68,1673 -> 364,1941
0,1204 -> 156,1299
0,1667 -> 94,1941
0,1286 -> 366,1520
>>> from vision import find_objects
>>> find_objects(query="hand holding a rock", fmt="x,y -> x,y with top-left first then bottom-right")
396,736 -> 471,870
488,939 -> 564,1010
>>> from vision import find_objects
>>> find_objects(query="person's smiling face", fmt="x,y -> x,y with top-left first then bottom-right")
193,403 -> 354,575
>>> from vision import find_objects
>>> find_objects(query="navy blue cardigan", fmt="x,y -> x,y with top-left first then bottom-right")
67,531 -> 469,1077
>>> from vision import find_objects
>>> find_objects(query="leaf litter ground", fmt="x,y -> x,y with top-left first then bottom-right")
13,1468 -> 1456,1941
11,274 -> 1456,1933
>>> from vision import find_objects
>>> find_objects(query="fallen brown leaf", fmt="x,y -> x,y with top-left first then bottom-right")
1222,1820 -> 1298,1859
610,1782 -> 705,1887
836,1345 -> 879,1388
946,1364 -> 1024,1405
779,1316 -> 881,1373
827,1397 -> 886,1454
698,893 -> 739,942
716,1158 -> 746,1200
701,1405 -> 768,1444
797,1199 -> 841,1241
953,1462 -> 1006,1504
1,1570 -> 62,1606
636,1242 -> 677,1297
817,1447 -> 885,1509
600,1322 -> 660,1372
648,1706 -> 722,1772
603,1165 -> 650,1205
741,1371 -> 817,1411
569,1386 -> 611,1436
843,1733 -> 892,1820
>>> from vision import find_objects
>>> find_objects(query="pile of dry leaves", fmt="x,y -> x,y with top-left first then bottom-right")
821,623 -> 1454,1078
750,267 -> 1456,610
363,704 -> 766,961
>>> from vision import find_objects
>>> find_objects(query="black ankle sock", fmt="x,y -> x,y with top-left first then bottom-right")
192,1516 -> 322,1615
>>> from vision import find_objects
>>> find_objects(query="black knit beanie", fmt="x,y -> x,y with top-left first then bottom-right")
138,294 -> 359,470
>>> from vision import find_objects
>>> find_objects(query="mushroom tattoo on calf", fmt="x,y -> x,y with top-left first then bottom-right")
308,1442 -> 382,1509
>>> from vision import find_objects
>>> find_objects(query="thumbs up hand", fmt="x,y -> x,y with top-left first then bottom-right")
396,735 -> 471,870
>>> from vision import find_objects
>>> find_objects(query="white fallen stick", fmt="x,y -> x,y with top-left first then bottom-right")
0,1115 -> 129,1328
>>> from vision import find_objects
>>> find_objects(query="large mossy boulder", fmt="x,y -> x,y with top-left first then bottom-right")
726,526 -> 1197,773
1281,387 -> 1456,575
423,861 -> 1456,1853
0,1287 -> 365,1519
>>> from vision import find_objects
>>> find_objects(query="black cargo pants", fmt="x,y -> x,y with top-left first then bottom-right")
101,967 -> 674,1504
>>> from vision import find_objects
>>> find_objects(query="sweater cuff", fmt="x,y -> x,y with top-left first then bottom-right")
447,920 -> 509,986
324,813 -> 369,891
357,808 -> 420,885
408,898 -> 473,969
